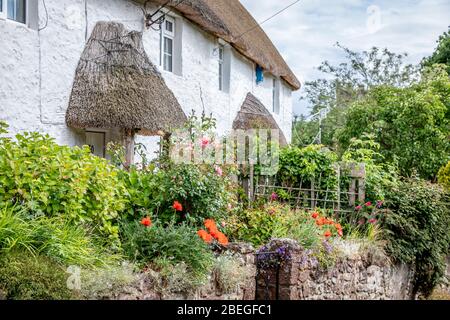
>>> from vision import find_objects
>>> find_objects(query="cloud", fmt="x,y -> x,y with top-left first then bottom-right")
240,0 -> 450,115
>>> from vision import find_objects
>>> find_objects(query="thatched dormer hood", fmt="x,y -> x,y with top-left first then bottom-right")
233,93 -> 288,146
66,21 -> 187,136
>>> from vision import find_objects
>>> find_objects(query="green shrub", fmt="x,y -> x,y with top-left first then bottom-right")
0,206 -> 120,267
342,134 -> 399,201
383,178 -> 450,296
226,203 -> 324,248
120,164 -> 231,226
0,129 -> 127,244
120,221 -> 214,285
277,145 -> 338,190
438,161 -> 450,190
0,251 -> 74,300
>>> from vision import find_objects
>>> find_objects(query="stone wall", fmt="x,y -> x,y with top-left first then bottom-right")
112,243 -> 257,301
256,239 -> 416,300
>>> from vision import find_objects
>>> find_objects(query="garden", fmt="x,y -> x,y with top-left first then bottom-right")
0,30 -> 450,300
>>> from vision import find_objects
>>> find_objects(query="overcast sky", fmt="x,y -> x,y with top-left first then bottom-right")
240,0 -> 450,116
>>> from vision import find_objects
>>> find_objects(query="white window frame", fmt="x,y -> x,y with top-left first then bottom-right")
218,45 -> 224,91
161,15 -> 175,73
1,0 -> 28,24
272,78 -> 281,114
0,0 -> 7,20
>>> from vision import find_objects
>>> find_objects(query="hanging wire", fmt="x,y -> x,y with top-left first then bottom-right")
38,0 -> 49,31
235,0 -> 302,40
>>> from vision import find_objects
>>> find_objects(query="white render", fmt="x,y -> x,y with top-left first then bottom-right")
0,0 -> 294,160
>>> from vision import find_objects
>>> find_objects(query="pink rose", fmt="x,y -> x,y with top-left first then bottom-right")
215,165 -> 223,176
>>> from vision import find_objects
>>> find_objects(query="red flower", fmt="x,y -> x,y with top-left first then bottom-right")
368,218 -> 377,224
172,201 -> 183,212
201,137 -> 210,148
324,230 -> 332,238
311,212 -> 319,219
337,229 -> 343,237
355,205 -> 362,211
365,202 -> 372,207
140,217 -> 152,227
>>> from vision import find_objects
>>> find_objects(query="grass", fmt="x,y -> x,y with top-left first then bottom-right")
0,205 -> 121,268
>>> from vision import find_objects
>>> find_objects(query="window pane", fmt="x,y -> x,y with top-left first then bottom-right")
0,0 -> 3,13
164,37 -> 173,55
219,63 -> 223,91
165,20 -> 173,33
164,53 -> 173,72
7,0 -> 26,23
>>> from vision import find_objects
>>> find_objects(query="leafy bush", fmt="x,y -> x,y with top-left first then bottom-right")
438,160 -> 450,190
0,251 -> 74,300
277,145 -> 338,190
342,134 -> 399,201
0,206 -> 120,267
119,164 -> 231,226
0,128 -> 127,244
226,203 -> 338,248
120,221 -> 214,285
383,178 -> 450,296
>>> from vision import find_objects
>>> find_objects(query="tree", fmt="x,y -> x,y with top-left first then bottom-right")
422,26 -> 450,74
295,44 -> 419,148
337,65 -> 450,180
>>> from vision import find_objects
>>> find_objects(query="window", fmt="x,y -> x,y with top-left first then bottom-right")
218,45 -> 224,91
85,131 -> 106,158
272,78 -> 280,114
1,0 -> 27,24
256,65 -> 264,85
161,16 -> 175,73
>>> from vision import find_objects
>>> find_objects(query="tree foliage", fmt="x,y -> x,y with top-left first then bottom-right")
422,26 -> 450,74
295,44 -> 419,148
337,65 -> 450,179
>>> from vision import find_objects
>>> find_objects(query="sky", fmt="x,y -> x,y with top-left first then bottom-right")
240,0 -> 450,116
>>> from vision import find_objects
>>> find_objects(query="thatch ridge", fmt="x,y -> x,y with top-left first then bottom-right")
66,21 -> 187,135
149,0 -> 301,90
233,93 -> 288,146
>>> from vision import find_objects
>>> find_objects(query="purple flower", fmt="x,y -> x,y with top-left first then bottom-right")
376,200 -> 384,208
322,240 -> 333,254
271,192 -> 278,201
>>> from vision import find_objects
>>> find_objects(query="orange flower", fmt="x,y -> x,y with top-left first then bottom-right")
217,233 -> 229,246
197,229 -> 213,243
316,217 -> 326,226
172,201 -> 183,212
140,217 -> 152,227
337,229 -> 343,237
311,212 -> 319,219
324,230 -> 332,238
204,219 -> 218,233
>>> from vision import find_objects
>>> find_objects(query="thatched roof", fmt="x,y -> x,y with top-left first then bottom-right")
148,0 -> 301,90
66,21 -> 187,135
233,93 -> 288,146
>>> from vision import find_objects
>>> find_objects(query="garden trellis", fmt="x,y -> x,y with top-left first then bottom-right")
246,162 -> 366,215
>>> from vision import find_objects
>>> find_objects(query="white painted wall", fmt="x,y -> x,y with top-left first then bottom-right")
0,0 -> 294,160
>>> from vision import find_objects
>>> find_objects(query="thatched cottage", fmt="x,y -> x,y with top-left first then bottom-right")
0,0 -> 300,162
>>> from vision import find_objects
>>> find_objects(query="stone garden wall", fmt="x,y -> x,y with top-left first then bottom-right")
255,239 -> 416,300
